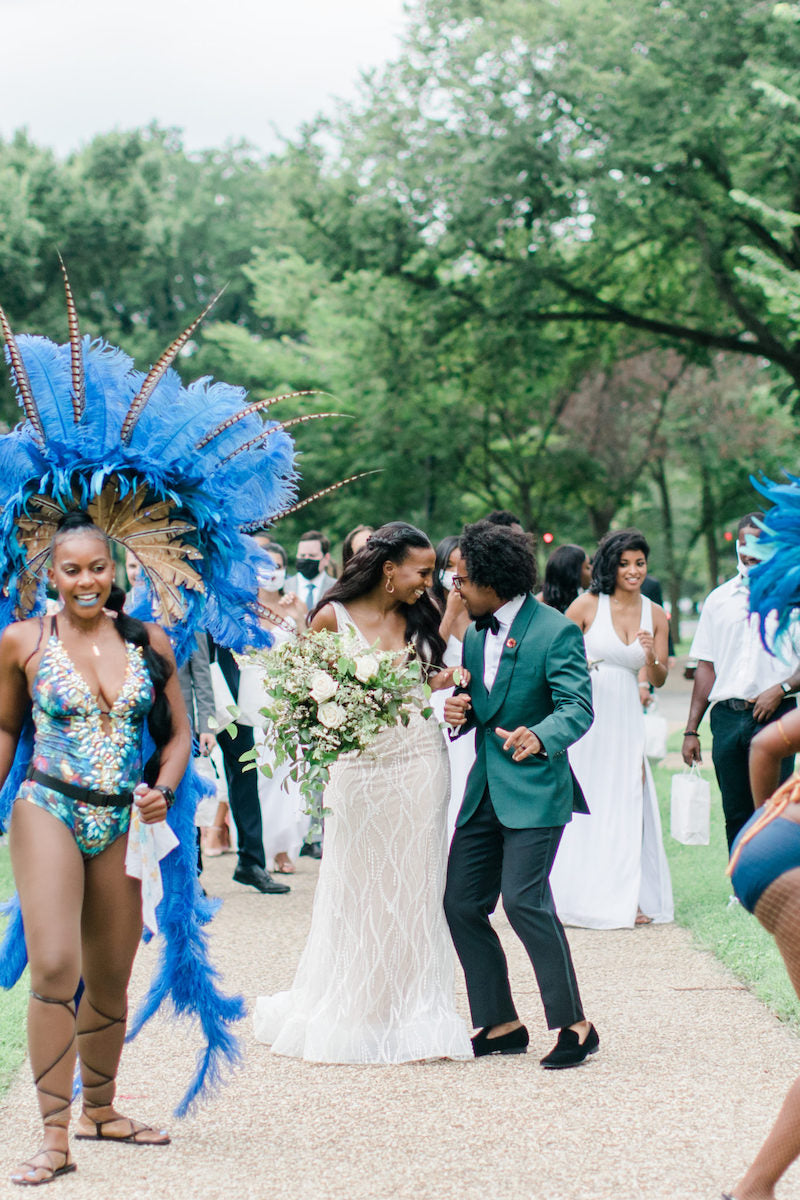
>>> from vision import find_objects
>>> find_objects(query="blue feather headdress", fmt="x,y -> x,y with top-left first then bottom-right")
747,473 -> 800,645
0,266 -> 314,1114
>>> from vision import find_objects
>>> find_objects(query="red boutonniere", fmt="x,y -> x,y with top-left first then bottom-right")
506,637 -> 517,649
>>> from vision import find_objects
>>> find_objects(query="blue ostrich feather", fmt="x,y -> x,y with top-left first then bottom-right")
749,475 -> 800,644
0,323 -> 304,1116
126,741 -> 245,1116
0,897 -> 26,988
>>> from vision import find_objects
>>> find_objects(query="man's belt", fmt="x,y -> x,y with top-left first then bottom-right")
26,767 -> 134,808
717,698 -> 755,711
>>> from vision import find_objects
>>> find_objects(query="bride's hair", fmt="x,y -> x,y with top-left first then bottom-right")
309,521 -> 446,668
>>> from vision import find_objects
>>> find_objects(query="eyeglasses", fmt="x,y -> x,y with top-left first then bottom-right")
451,575 -> 467,592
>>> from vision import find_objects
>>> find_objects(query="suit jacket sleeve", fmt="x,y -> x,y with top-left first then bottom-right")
528,621 -> 594,757
187,633 -> 216,734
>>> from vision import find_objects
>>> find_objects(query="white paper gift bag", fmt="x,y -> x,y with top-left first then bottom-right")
670,763 -> 711,845
643,700 -> 668,760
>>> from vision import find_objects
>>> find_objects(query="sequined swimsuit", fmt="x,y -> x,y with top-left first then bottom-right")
15,618 -> 154,856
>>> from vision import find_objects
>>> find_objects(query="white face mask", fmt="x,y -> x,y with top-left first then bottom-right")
441,569 -> 456,592
263,567 -> 286,591
735,543 -> 750,579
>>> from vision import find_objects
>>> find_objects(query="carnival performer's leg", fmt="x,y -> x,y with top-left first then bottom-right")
729,868 -> 800,1200
74,832 -> 170,1146
9,801 -> 83,1185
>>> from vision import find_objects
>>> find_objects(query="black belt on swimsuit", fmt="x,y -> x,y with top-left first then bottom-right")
25,767 -> 134,809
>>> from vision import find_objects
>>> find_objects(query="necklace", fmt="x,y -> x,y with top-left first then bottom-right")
259,604 -> 298,635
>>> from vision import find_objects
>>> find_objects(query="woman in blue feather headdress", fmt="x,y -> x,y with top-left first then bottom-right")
0,265 -> 303,1186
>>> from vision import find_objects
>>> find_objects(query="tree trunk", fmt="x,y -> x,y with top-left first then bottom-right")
699,456 -> 719,588
651,460 -> 682,645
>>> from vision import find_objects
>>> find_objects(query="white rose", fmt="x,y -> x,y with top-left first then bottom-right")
354,654 -> 379,684
310,671 -> 339,703
318,701 -> 347,729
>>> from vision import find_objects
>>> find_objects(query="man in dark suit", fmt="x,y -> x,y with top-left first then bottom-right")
212,642 -> 290,894
444,521 -> 598,1068
284,530 -> 336,614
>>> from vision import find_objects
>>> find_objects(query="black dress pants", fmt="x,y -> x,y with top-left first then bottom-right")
444,789 -> 584,1031
710,698 -> 796,852
214,646 -> 265,872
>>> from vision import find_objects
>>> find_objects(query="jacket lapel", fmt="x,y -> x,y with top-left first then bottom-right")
484,594 -> 537,723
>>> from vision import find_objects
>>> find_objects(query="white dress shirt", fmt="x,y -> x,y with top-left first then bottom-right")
689,574 -> 800,703
483,594 -> 526,691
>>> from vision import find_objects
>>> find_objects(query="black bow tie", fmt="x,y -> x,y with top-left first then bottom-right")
476,613 -> 500,635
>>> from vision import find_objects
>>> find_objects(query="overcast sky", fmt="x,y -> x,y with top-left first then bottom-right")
0,0 -> 409,156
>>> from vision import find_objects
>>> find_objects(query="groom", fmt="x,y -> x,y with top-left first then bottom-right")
443,521 -> 598,1068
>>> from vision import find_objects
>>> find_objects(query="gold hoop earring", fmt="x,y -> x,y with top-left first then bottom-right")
385,579 -> 395,595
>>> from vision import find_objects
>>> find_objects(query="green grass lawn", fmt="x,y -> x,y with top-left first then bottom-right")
654,726 -> 800,1028
0,843 -> 27,1095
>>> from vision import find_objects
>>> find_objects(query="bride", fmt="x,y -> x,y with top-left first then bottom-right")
253,522 -> 472,1063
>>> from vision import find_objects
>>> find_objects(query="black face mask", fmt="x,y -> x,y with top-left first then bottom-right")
296,557 -> 321,581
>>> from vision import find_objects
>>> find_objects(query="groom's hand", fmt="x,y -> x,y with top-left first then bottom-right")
444,694 -> 471,726
496,726 -> 542,762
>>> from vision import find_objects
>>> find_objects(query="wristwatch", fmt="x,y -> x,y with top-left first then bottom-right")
154,783 -> 176,809
781,681 -> 794,696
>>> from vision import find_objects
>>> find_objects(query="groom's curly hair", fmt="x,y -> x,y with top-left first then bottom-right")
459,522 -> 537,601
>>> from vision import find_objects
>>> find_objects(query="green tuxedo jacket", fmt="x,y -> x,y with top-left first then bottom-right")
455,594 -> 594,829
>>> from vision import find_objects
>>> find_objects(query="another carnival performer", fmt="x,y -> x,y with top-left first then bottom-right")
3,513 -> 190,1184
722,481 -> 800,1200
0,264 -> 306,1185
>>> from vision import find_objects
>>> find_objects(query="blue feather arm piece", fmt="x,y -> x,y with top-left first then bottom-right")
0,330 -> 301,1115
748,474 -> 800,645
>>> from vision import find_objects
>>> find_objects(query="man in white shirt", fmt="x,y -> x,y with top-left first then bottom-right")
682,512 -> 800,850
284,529 -> 336,615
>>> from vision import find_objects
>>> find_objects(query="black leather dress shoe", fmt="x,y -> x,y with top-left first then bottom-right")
232,864 -> 290,894
299,841 -> 322,859
471,1024 -> 529,1057
540,1023 -> 599,1069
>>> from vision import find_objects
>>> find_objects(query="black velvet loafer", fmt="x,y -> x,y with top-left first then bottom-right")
232,864 -> 290,894
471,1024 -> 529,1057
540,1023 -> 599,1069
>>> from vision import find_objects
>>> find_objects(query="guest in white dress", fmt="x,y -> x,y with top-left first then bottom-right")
431,536 -> 475,835
550,529 -> 674,929
253,522 -> 472,1063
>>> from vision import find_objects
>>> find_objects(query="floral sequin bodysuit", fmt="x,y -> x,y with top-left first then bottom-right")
15,618 -> 154,856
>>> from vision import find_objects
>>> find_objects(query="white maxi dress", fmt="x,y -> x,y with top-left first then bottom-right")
549,593 -> 674,929
253,602 -> 472,1062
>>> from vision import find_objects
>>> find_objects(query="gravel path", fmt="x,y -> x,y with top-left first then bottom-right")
1,850 -> 798,1200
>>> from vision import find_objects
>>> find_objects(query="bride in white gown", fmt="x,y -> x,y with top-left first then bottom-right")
253,522 -> 472,1063
549,529 -> 674,929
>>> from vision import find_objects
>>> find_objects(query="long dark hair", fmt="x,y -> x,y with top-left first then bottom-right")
53,511 -> 174,785
590,528 -> 650,596
342,524 -> 374,570
310,521 -> 446,668
542,544 -> 587,613
432,535 -> 460,609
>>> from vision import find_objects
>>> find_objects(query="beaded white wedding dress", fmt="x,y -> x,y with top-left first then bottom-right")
253,602 -> 472,1063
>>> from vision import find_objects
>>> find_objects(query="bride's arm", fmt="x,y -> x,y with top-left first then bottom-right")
429,665 -> 471,691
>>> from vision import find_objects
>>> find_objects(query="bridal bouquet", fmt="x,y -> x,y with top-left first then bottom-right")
239,629 -> 432,829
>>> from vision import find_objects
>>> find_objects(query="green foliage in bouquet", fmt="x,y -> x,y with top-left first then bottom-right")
240,629 -> 433,833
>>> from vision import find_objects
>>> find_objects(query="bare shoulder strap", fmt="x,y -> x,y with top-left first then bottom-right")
22,616 -> 47,670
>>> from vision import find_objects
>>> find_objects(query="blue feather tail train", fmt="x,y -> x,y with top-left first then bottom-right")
126,747 -> 245,1117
